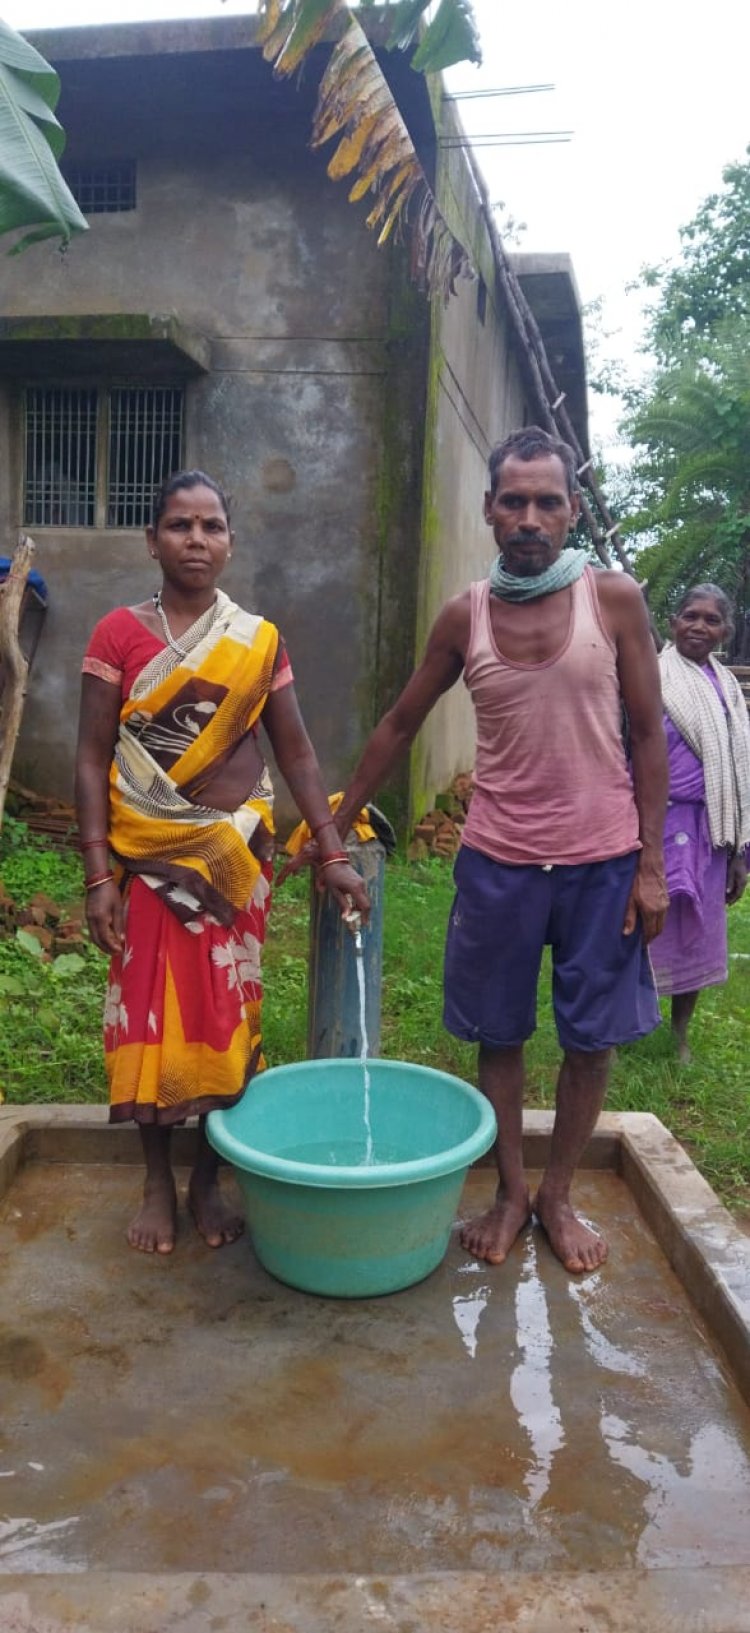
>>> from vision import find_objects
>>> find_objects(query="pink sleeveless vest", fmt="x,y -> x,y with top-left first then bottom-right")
461,568 -> 640,866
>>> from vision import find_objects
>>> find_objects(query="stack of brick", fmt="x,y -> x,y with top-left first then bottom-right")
0,883 -> 86,958
407,773 -> 473,861
7,781 -> 78,846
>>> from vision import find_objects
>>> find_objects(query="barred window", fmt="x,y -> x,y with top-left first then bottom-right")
24,388 -> 98,527
23,386 -> 184,530
108,389 -> 184,528
65,162 -> 136,215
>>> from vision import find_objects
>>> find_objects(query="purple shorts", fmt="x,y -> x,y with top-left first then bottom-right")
443,845 -> 660,1053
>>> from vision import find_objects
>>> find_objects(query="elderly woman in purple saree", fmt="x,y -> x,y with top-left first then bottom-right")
650,585 -> 750,1062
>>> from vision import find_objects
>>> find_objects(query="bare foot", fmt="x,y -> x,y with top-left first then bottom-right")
534,1187 -> 607,1274
128,1173 -> 177,1255
188,1173 -> 245,1249
460,1190 -> 532,1264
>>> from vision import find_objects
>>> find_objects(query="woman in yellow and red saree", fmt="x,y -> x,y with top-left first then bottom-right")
75,471 -> 369,1257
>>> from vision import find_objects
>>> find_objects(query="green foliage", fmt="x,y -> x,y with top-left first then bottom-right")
0,817 -> 83,904
622,152 -> 750,641
4,850 -> 750,1215
582,296 -> 631,400
0,935 -> 108,1103
624,331 -> 750,627
641,152 -> 750,366
260,0 -> 481,74
0,822 -> 103,1100
0,813 -> 34,850
0,17 -> 87,252
399,0 -> 481,73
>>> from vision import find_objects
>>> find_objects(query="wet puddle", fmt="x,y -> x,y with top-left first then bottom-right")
1,1162 -> 749,1574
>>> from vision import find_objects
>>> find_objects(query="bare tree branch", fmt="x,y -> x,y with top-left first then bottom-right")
0,534 -> 35,833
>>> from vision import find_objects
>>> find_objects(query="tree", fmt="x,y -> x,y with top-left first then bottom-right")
626,332 -> 750,644
641,155 -> 750,367
0,17 -> 86,252
257,0 -> 481,299
621,151 -> 750,654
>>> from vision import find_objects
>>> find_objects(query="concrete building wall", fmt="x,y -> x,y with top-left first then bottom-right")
2,36 -> 428,826
2,21 -> 586,835
408,105 -> 528,821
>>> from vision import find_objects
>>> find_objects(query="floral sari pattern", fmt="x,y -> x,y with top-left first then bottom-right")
97,593 -> 282,1124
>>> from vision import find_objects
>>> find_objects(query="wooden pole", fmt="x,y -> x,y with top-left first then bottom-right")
0,534 -> 35,833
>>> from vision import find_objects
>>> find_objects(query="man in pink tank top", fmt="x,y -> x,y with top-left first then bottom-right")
334,428 -> 668,1274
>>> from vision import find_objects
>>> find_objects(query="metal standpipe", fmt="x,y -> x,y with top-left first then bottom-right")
307,836 -> 386,1059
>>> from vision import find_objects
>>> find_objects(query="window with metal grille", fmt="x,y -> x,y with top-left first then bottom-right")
23,386 -> 184,529
108,388 -> 184,528
24,387 -> 98,526
64,162 -> 136,214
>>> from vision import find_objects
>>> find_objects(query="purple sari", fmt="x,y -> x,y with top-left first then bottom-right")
650,667 -> 729,997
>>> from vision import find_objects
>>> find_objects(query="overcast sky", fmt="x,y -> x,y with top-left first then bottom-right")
8,0 -> 750,445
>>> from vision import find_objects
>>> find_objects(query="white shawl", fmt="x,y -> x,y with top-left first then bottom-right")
659,642 -> 750,851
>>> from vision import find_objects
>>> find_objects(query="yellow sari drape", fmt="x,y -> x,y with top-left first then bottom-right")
109,591 -> 278,923
104,592 -> 281,1123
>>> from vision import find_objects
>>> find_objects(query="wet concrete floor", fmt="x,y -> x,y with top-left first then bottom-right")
1,1161 -> 750,1579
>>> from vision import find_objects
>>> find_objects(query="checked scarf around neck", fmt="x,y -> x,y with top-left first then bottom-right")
489,546 -> 587,602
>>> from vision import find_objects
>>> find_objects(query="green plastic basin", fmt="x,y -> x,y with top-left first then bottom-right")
207,1059 -> 496,1298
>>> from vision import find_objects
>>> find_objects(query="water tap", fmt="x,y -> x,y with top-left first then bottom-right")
342,896 -> 363,935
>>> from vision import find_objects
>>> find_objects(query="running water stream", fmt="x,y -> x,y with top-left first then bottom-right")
353,928 -> 374,1164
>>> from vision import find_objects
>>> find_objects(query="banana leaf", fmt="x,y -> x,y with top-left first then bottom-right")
258,1 -> 482,74
258,3 -> 476,300
257,0 -> 344,73
410,0 -> 481,73
0,18 -> 87,253
313,19 -> 471,299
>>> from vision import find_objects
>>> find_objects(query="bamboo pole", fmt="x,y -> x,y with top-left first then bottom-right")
0,534 -> 35,833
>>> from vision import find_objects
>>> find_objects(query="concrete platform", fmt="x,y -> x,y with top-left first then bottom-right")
0,1106 -> 749,1630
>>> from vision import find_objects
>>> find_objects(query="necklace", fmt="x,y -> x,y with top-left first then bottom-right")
152,590 -> 221,661
152,590 -> 190,658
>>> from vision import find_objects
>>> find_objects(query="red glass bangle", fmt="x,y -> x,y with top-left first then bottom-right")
80,837 -> 109,851
85,872 -> 115,891
316,853 -> 350,871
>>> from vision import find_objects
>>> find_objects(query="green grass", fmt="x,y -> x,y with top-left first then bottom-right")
2,837 -> 749,1214
0,815 -> 84,906
264,857 -> 750,1214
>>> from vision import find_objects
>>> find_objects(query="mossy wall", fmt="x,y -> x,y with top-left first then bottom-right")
408,87 -> 530,827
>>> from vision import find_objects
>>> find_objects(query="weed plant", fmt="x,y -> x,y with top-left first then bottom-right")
0,823 -> 107,1103
0,938 -> 108,1103
0,815 -> 83,905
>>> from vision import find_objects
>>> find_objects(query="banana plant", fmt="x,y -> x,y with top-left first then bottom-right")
258,0 -> 481,75
0,17 -> 87,253
257,0 -> 482,300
